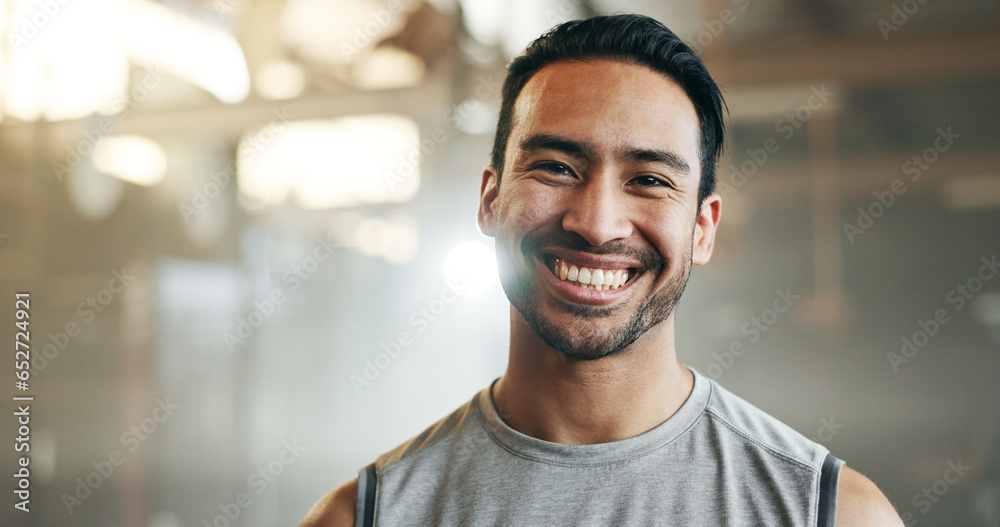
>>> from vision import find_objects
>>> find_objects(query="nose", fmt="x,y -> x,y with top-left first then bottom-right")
561,174 -> 633,247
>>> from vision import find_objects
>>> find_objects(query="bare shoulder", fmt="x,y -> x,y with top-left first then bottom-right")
299,477 -> 358,527
836,466 -> 903,526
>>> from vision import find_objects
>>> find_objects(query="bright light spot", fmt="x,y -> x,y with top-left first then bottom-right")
443,241 -> 497,296
121,0 -> 251,104
45,35 -> 129,120
462,0 -> 580,59
278,0 -> 407,65
351,47 -> 425,90
4,0 -> 129,121
255,60 -> 305,100
93,135 -> 168,186
2,49 -> 44,121
2,0 -> 251,121
502,0 -> 560,59
237,114 -> 421,211
460,0 -> 503,46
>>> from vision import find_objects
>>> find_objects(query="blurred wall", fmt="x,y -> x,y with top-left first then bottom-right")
0,0 -> 998,525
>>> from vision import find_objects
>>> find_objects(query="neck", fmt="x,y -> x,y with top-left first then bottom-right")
492,308 -> 694,445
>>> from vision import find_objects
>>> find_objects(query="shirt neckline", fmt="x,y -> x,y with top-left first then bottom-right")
475,367 -> 712,466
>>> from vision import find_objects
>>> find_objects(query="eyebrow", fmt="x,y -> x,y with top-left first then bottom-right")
518,133 -> 595,161
517,133 -> 690,176
622,147 -> 691,176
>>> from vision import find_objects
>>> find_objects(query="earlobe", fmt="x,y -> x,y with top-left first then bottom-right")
692,193 -> 722,266
478,167 -> 499,237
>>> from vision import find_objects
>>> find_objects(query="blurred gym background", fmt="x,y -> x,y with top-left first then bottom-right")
0,0 -> 998,525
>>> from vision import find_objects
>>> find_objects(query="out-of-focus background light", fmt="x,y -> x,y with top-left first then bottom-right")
236,115 -> 421,210
444,241 -> 498,295
66,162 -> 125,221
3,0 -> 250,123
254,60 -> 306,100
92,135 -> 168,187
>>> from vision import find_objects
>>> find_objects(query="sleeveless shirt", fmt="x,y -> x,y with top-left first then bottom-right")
355,368 -> 843,526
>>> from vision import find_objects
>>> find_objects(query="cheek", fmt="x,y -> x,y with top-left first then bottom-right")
635,209 -> 695,257
497,185 -> 563,233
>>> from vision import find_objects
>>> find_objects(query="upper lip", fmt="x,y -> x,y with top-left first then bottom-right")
540,248 -> 643,271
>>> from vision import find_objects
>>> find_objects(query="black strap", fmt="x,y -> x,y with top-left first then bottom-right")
817,453 -> 843,527
354,463 -> 378,527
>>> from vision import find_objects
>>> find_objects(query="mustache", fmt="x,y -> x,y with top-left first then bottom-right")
520,231 -> 663,272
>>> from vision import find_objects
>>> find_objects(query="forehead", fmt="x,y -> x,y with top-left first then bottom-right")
509,59 -> 701,169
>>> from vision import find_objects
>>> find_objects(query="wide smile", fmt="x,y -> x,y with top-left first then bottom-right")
535,252 -> 641,305
551,257 -> 631,290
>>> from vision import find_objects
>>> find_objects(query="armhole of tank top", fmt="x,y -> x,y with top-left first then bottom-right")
354,463 -> 377,527
817,453 -> 844,527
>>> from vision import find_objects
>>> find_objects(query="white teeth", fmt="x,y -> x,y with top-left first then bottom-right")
551,258 -> 631,291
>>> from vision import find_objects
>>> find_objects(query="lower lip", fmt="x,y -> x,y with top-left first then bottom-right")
535,258 -> 635,306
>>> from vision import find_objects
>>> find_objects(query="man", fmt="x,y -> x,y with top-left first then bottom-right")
303,14 -> 903,526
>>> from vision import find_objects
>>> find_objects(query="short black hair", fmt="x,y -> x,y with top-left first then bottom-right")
490,14 -> 727,207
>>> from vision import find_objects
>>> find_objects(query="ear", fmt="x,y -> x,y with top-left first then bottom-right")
477,166 -> 499,237
692,193 -> 721,266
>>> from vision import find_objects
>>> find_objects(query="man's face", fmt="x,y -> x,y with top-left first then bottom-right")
478,59 -> 720,360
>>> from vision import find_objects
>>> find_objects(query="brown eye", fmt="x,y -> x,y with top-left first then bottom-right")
535,162 -> 573,176
633,175 -> 666,187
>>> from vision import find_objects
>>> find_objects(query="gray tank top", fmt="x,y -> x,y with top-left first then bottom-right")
355,368 -> 843,526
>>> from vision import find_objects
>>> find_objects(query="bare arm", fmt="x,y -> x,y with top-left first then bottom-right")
299,477 -> 358,527
836,466 -> 904,526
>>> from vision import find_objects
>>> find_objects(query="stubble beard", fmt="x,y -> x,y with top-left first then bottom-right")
497,234 -> 693,361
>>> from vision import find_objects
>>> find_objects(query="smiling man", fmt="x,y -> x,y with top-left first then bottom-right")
302,14 -> 902,526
